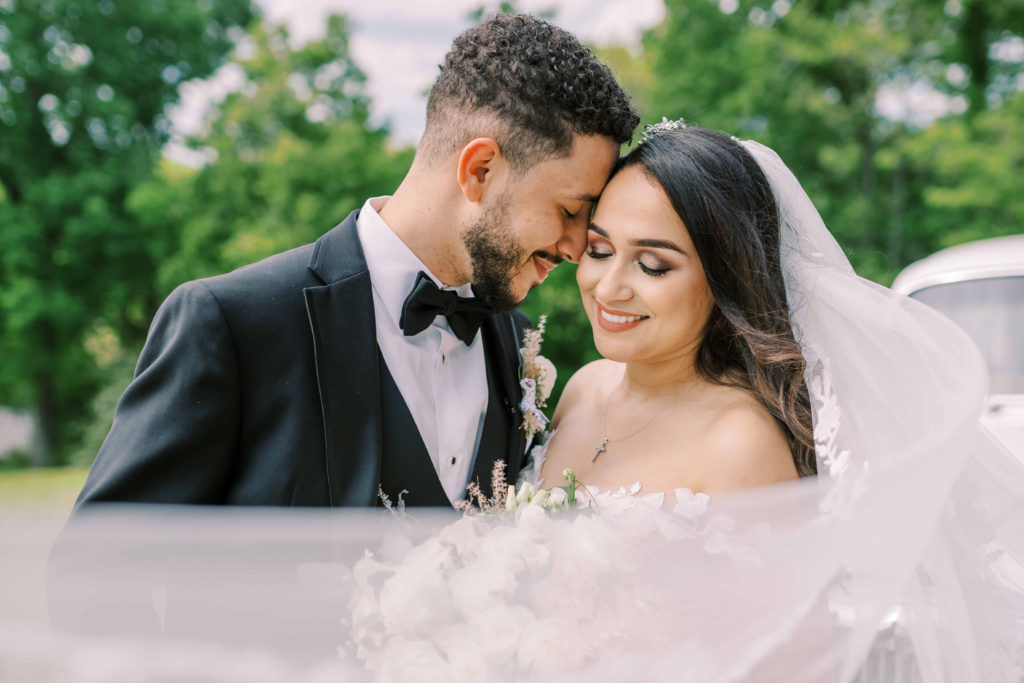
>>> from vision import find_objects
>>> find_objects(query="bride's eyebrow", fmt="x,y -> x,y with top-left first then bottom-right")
588,224 -> 684,254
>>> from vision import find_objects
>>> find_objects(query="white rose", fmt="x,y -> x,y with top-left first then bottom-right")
378,569 -> 453,634
475,523 -> 552,575
377,635 -> 450,683
377,539 -> 456,633
515,501 -> 552,536
444,643 -> 490,681
438,516 -> 483,559
530,487 -> 550,507
448,556 -> 519,615
524,574 -> 577,616
517,617 -> 589,674
433,624 -> 490,681
468,604 -> 533,669
562,515 -> 621,568
545,486 -> 568,509
401,536 -> 453,573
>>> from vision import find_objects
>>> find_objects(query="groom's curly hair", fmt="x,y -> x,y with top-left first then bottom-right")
420,13 -> 639,171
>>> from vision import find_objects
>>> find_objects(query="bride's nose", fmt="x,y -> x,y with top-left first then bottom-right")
593,260 -> 633,304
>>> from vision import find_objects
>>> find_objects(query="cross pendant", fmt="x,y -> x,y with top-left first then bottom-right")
592,437 -> 609,462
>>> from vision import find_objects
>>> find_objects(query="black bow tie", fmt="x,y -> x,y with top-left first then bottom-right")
399,272 -> 492,346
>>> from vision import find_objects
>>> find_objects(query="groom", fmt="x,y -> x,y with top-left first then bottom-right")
74,14 -> 638,509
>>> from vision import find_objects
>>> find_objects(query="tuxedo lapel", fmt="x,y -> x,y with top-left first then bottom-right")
500,313 -> 531,481
468,314 -> 527,494
304,211 -> 382,507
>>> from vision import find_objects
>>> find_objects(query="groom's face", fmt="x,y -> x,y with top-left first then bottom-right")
462,134 -> 618,311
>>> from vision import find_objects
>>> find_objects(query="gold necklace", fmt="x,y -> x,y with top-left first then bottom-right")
592,379 -> 698,462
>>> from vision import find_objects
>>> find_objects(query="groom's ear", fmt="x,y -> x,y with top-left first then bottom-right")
456,137 -> 506,203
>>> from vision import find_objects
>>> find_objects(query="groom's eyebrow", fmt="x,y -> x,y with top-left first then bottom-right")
588,224 -> 684,254
570,192 -> 601,204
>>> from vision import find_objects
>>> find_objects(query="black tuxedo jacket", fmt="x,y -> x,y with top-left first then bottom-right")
75,211 -> 532,509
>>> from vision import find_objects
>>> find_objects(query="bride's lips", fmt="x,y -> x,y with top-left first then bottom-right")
596,303 -> 649,332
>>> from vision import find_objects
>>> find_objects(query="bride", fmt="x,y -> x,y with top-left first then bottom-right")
536,124 -> 814,496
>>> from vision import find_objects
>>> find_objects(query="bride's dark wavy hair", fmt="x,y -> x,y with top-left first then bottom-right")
617,127 -> 816,476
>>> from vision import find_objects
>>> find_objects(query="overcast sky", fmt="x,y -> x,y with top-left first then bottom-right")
166,0 -> 664,162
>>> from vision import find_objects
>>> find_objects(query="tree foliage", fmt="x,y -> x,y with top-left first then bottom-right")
132,16 -> 413,293
0,0 -> 254,465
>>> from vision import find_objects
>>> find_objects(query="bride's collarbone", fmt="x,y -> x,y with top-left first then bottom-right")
542,417 -> 706,493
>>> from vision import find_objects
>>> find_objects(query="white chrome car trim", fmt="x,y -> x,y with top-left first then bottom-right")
894,267 -> 1024,295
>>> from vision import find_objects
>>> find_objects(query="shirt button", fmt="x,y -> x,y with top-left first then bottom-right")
449,456 -> 456,466
441,353 -> 446,364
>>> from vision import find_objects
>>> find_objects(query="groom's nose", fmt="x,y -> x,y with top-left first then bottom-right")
556,219 -> 588,263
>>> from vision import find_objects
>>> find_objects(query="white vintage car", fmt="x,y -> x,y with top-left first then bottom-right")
892,234 -> 1024,459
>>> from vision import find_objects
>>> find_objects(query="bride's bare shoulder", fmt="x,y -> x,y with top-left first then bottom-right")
550,359 -> 621,427
695,386 -> 799,493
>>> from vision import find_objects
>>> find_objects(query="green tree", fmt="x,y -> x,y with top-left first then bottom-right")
138,16 -> 413,291
0,0 -> 254,466
642,0 -> 922,279
912,0 -> 1024,117
637,0 -> 1022,282
903,90 -> 1024,252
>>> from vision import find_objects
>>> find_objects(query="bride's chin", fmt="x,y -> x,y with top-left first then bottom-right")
591,337 -> 640,364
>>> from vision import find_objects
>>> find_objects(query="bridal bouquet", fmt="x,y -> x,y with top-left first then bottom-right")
347,469 -> 770,682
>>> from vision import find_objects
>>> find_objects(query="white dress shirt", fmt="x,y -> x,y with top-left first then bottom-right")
355,197 -> 488,504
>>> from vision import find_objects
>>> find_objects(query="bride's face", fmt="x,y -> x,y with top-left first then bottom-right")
577,165 -> 715,364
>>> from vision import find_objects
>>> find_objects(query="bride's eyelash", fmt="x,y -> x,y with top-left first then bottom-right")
587,248 -> 670,277
586,244 -> 671,277
639,262 -> 670,277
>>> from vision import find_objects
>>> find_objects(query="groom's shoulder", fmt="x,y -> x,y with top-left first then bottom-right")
197,212 -> 362,306
156,240 -> 322,334
200,241 -> 318,304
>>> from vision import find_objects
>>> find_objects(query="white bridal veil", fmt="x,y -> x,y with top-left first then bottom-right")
5,139 -> 1023,682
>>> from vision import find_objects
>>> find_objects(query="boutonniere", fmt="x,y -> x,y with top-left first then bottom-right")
518,314 -> 556,441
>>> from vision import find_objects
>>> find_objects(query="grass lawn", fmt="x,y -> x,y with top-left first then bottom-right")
0,466 -> 88,508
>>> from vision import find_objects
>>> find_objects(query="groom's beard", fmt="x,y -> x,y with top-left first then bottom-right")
461,194 -> 528,313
